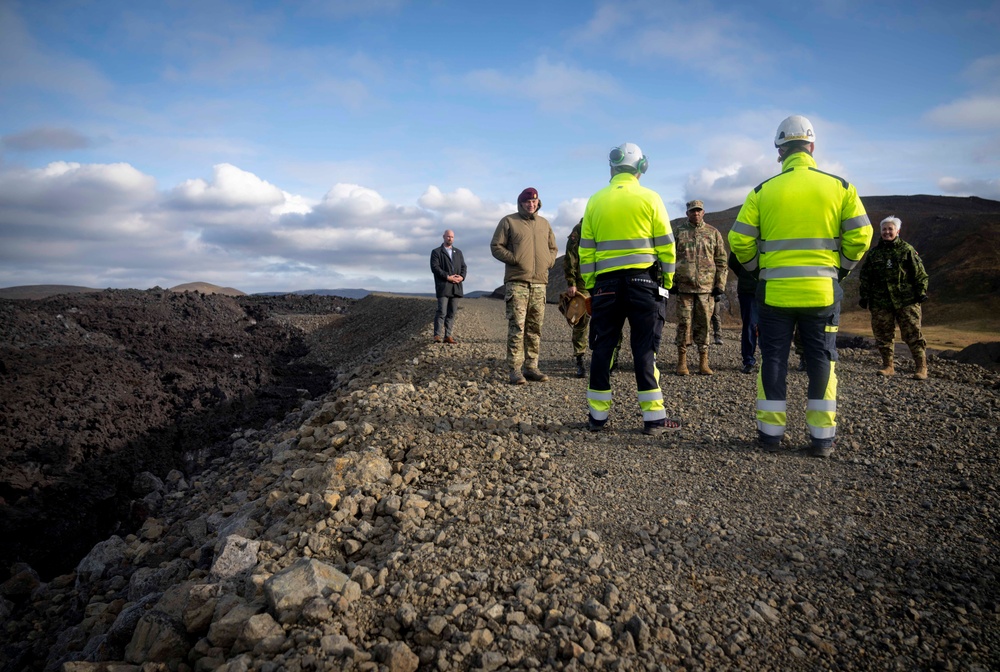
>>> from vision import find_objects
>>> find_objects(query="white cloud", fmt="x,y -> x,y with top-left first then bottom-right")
939,176 -> 1000,200
925,95 -> 1000,130
962,53 -> 1000,90
550,198 -> 589,237
419,185 -> 483,212
463,56 -> 619,112
271,191 -> 315,216
169,163 -> 286,209
570,1 -> 772,81
315,183 -> 390,217
0,161 -> 157,217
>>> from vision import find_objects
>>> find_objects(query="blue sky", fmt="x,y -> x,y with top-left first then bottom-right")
1,0 -> 998,294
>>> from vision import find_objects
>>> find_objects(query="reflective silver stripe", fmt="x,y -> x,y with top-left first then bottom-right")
589,409 -> 609,421
643,409 -> 667,421
741,254 -> 759,272
637,391 -> 663,402
841,214 -> 871,232
840,253 -> 859,270
807,399 -> 837,412
595,253 -> 656,272
652,233 -> 674,247
579,238 -> 596,249
596,238 -> 654,251
731,220 -> 759,239
808,425 -> 836,439
581,262 -> 596,275
659,261 -> 675,274
587,390 -> 613,401
759,238 -> 840,253
759,266 -> 838,280
756,420 -> 784,436
757,400 -> 786,412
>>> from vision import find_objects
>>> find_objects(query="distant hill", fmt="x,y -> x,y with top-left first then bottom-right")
170,282 -> 245,296
0,284 -> 101,300
0,282 -> 247,300
255,288 -> 439,300
544,194 -> 1000,327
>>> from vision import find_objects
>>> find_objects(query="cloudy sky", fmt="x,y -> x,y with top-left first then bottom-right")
2,0 -> 998,295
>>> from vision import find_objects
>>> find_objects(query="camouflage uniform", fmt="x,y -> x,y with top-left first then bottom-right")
859,236 -> 929,361
505,281 -> 547,371
673,220 -> 728,352
563,222 -> 590,357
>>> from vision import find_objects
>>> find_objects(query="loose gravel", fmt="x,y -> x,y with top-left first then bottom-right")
1,294 -> 997,672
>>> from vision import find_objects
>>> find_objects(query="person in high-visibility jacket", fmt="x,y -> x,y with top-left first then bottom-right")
728,115 -> 872,458
580,142 -> 680,436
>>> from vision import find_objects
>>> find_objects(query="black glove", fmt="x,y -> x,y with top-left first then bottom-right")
917,294 -> 928,303
711,288 -> 725,298
837,268 -> 849,282
859,298 -> 869,310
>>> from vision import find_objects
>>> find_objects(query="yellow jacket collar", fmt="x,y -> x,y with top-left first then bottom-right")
781,151 -> 817,171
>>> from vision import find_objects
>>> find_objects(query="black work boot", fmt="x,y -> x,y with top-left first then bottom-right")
575,355 -> 586,378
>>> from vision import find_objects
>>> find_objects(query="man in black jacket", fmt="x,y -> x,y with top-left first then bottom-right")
430,229 -> 467,344
728,251 -> 759,374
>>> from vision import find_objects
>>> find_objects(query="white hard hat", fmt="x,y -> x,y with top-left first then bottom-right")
609,143 -> 648,174
774,115 -> 816,147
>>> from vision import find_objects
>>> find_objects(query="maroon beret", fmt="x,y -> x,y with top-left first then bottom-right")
518,187 -> 539,202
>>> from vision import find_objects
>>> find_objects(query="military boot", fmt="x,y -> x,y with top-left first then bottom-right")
877,352 -> 895,377
574,354 -> 586,379
676,346 -> 689,376
698,350 -> 714,375
913,351 -> 928,380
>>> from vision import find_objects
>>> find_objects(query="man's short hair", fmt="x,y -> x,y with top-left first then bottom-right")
781,140 -> 813,155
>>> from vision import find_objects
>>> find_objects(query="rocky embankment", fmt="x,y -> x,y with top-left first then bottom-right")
0,290 -> 350,582
1,295 -> 998,672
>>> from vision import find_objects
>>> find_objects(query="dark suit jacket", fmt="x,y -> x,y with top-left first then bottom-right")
430,244 -> 466,298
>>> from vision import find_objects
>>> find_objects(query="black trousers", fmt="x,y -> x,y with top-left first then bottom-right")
587,274 -> 666,423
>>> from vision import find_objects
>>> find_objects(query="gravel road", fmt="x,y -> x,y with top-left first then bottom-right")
2,293 -> 997,672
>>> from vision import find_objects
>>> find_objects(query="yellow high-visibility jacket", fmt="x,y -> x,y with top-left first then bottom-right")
580,173 -> 675,290
728,152 -> 872,308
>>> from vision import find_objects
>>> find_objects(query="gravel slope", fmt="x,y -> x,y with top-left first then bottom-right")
1,294 -> 997,672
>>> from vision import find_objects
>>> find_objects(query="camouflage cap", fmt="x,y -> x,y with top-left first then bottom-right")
686,199 -> 704,211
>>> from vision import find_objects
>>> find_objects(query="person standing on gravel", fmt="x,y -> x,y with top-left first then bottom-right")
859,216 -> 929,380
564,219 -> 624,379
711,297 -> 725,345
580,142 -> 680,436
563,219 -> 591,378
728,249 -> 759,374
673,199 -> 728,376
430,229 -> 466,344
729,115 -> 872,458
491,187 -> 558,385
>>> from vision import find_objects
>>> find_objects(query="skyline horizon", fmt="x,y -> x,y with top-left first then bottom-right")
2,1 -> 998,295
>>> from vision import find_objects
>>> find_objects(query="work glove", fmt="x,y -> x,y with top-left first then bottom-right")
837,268 -> 850,282
917,294 -> 928,303
859,298 -> 869,310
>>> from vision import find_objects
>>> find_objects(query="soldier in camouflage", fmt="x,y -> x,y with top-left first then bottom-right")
563,220 -> 590,378
859,216 -> 929,380
564,219 -> 621,378
673,200 -> 728,375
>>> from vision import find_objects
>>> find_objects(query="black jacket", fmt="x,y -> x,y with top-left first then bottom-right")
727,251 -> 759,296
430,245 -> 466,298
